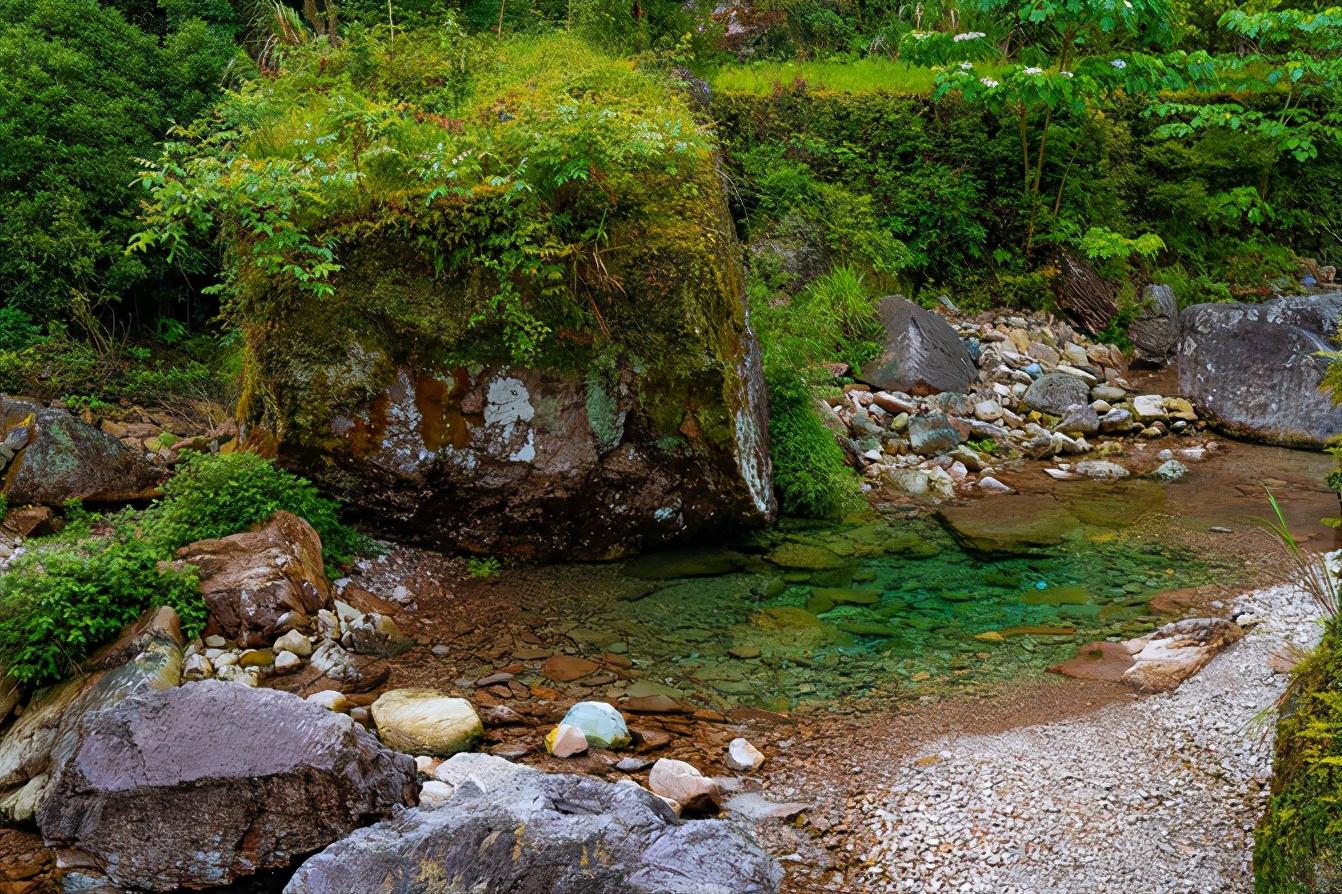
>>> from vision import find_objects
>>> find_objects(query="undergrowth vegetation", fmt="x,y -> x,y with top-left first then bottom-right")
0,452 -> 365,687
1256,619 -> 1342,892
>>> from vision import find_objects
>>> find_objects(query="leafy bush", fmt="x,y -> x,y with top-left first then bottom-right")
0,0 -> 242,318
750,266 -> 879,516
143,452 -> 367,564
0,533 -> 204,686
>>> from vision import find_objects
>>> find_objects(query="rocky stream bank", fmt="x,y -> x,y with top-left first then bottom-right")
0,291 -> 1340,893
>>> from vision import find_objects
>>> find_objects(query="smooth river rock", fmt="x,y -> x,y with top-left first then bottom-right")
285,758 -> 782,894
858,297 -> 978,396
1178,293 -> 1342,447
1023,373 -> 1091,416
36,681 -> 418,891
372,688 -> 484,757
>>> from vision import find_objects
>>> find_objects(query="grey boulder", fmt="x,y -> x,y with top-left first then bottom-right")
286,755 -> 781,894
1128,284 -> 1180,365
37,680 -> 418,892
1023,373 -> 1091,417
858,297 -> 977,395
1178,294 -> 1342,447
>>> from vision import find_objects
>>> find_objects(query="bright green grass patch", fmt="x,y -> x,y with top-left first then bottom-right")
711,58 -> 1010,95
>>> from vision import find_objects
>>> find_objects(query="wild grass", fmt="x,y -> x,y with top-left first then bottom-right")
710,58 -> 1010,95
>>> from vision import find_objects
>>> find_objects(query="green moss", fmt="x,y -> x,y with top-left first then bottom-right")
1256,623 -> 1342,892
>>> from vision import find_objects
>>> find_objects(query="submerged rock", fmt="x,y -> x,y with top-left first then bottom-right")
0,398 -> 162,505
936,495 -> 1080,557
857,297 -> 978,396
37,681 -> 417,891
286,757 -> 781,894
1178,293 -> 1342,447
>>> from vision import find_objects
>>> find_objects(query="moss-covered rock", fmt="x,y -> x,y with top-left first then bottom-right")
165,35 -> 776,559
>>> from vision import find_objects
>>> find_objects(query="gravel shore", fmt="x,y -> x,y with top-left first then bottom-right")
855,579 -> 1324,894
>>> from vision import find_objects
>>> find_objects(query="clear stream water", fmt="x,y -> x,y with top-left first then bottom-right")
517,445 -> 1335,712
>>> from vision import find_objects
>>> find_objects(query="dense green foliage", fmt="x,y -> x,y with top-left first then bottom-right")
0,531 -> 204,686
0,0 -> 243,320
0,452 -> 363,686
1256,621 -> 1342,892
751,266 -> 880,515
133,32 -> 714,366
143,451 -> 366,563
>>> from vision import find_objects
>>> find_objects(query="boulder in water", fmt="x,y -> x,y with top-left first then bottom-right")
1177,293 -> 1342,447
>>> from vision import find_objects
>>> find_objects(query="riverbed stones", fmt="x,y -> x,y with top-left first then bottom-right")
726,737 -> 765,772
1023,373 -> 1091,416
36,681 -> 417,892
371,689 -> 483,757
542,654 -> 600,682
649,758 -> 720,814
285,760 -> 782,894
0,398 -> 162,505
175,511 -> 330,648
1178,293 -> 1342,446
858,297 -> 977,396
559,701 -> 631,749
1074,459 -> 1130,480
1057,403 -> 1100,435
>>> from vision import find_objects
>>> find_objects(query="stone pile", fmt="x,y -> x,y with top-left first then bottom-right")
830,305 -> 1217,500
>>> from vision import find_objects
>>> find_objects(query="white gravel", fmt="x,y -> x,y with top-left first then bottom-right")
857,579 -> 1326,894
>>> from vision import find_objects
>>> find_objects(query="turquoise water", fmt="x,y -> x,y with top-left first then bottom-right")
577,507 -> 1226,711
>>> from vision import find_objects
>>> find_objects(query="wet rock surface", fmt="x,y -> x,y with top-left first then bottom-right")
37,680 -> 418,892
286,757 -> 782,894
1178,293 -> 1342,447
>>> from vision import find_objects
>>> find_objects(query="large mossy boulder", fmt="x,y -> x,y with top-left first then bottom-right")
1178,293 -> 1342,447
210,37 -> 774,560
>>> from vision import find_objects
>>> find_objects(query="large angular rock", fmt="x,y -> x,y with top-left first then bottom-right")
1128,283 -> 1180,366
285,756 -> 782,894
0,398 -> 162,505
0,607 -> 183,825
37,681 -> 418,891
1023,373 -> 1091,416
1178,294 -> 1342,447
241,167 -> 774,562
175,511 -> 330,647
858,297 -> 977,396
